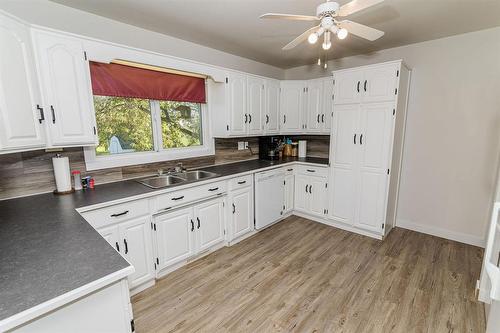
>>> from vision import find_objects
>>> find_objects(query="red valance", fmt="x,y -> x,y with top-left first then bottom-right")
89,61 -> 206,103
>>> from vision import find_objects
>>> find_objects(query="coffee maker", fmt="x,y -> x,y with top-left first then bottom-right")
259,136 -> 282,160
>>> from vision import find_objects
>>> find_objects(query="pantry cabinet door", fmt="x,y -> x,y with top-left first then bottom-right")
0,14 -> 45,151
226,73 -> 247,136
247,76 -> 264,135
34,31 -> 96,146
329,104 -> 359,225
362,64 -> 398,103
265,79 -> 280,134
155,207 -> 195,271
355,102 -> 393,233
119,216 -> 154,288
333,69 -> 363,105
195,197 -> 225,252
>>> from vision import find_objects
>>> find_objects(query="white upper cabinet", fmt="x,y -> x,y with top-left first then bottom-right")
280,81 -> 304,133
264,79 -> 280,134
33,30 -> 97,146
333,69 -> 364,105
305,79 -> 323,133
246,76 -> 264,135
322,77 -> 334,132
0,14 -> 45,152
226,72 -> 247,135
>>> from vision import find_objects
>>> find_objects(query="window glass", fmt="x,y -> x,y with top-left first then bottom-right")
159,101 -> 203,149
93,96 -> 154,155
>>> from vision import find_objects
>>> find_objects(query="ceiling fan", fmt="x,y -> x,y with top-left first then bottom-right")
260,0 -> 385,50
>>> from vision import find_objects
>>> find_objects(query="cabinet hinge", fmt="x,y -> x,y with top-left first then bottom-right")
396,70 -> 399,77
332,93 -> 334,101
83,51 -> 87,61
222,201 -> 225,207
382,223 -> 385,229
283,205 -> 285,210
151,222 -> 153,230
225,77 -> 228,83
156,257 -> 159,265
393,109 -> 395,116
131,319 -> 135,332
325,183 -> 328,188
333,79 -> 335,85
223,229 -> 226,235
154,263 -> 156,270
387,169 -> 390,175
395,88 -> 398,95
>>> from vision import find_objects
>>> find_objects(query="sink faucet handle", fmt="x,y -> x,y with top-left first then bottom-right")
175,163 -> 185,173
157,169 -> 164,176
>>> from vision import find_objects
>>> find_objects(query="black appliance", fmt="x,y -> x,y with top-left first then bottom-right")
259,136 -> 282,160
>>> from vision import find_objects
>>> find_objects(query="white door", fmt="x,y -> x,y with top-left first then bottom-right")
34,31 -> 96,146
230,187 -> 254,240
98,225 -> 120,252
195,198 -> 225,252
362,64 -> 398,103
247,76 -> 264,135
119,216 -> 154,288
306,80 -> 323,133
227,73 -> 247,135
330,104 -> 359,225
0,14 -> 45,151
265,79 -> 280,134
294,174 -> 310,213
155,207 -> 194,270
284,173 -> 294,213
355,102 -> 393,232
333,69 -> 363,105
322,78 -> 334,133
255,171 -> 285,229
280,81 -> 303,132
309,176 -> 327,217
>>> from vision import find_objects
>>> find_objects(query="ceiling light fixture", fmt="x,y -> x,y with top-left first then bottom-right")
337,28 -> 348,40
308,33 -> 318,44
322,31 -> 331,50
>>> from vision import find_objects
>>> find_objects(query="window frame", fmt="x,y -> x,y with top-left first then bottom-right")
83,99 -> 213,171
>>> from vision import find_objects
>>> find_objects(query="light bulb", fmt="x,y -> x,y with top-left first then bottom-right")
324,62 -> 328,69
322,31 -> 331,50
308,33 -> 318,44
317,58 -> 321,65
337,28 -> 348,40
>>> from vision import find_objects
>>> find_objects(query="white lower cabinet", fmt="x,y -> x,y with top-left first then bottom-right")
229,186 -> 254,241
284,170 -> 294,214
96,216 -> 154,289
154,197 -> 225,272
294,173 -> 328,217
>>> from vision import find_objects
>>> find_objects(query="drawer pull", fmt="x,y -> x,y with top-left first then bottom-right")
287,168 -> 293,171
237,180 -> 246,185
111,210 -> 129,217
306,169 -> 316,173
171,196 -> 185,201
208,187 -> 219,192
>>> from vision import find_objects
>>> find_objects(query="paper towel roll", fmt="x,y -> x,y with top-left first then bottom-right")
52,155 -> 72,192
298,140 -> 307,158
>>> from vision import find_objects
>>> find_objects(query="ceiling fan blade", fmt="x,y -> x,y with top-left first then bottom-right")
338,0 -> 384,17
282,25 -> 320,50
338,20 -> 384,41
260,13 -> 319,21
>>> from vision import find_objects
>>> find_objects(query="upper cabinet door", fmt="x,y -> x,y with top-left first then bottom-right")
0,15 -> 45,151
322,78 -> 334,133
333,69 -> 363,105
194,197 -> 225,252
226,73 -> 247,136
280,81 -> 303,132
264,79 -> 280,134
305,80 -> 323,133
247,76 -> 264,135
34,31 -> 96,146
362,64 -> 398,103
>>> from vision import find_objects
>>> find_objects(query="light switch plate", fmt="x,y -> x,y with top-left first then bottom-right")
238,142 -> 245,150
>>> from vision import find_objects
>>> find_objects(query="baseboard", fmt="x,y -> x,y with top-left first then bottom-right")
396,218 -> 485,248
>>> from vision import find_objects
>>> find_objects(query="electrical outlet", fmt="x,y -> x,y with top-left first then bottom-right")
238,141 -> 245,150
244,142 -> 249,149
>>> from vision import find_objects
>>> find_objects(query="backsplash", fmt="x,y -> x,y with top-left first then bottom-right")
0,136 -> 328,200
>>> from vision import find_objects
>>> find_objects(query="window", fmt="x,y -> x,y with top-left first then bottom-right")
84,61 -> 212,171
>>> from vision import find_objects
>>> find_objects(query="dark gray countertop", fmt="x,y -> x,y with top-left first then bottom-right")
0,157 -> 327,322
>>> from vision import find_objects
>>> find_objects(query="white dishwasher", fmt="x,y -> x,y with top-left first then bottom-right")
255,168 -> 285,230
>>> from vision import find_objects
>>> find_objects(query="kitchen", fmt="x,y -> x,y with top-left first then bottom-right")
1,1 -> 500,332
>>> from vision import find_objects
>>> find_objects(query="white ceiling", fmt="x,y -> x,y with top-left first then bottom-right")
50,0 -> 500,69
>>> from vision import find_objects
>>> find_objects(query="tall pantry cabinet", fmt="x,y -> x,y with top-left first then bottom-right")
329,60 -> 410,238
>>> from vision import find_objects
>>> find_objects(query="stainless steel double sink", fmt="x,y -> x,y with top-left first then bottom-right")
137,170 -> 219,189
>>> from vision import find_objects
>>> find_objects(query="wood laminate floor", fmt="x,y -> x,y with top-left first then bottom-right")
131,216 -> 485,333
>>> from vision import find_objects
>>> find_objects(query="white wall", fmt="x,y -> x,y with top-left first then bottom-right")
0,0 -> 284,79
286,28 -> 500,246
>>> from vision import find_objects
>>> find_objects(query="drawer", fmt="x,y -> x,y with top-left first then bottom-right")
156,180 -> 226,211
80,198 -> 150,229
228,174 -> 253,190
295,164 -> 329,178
